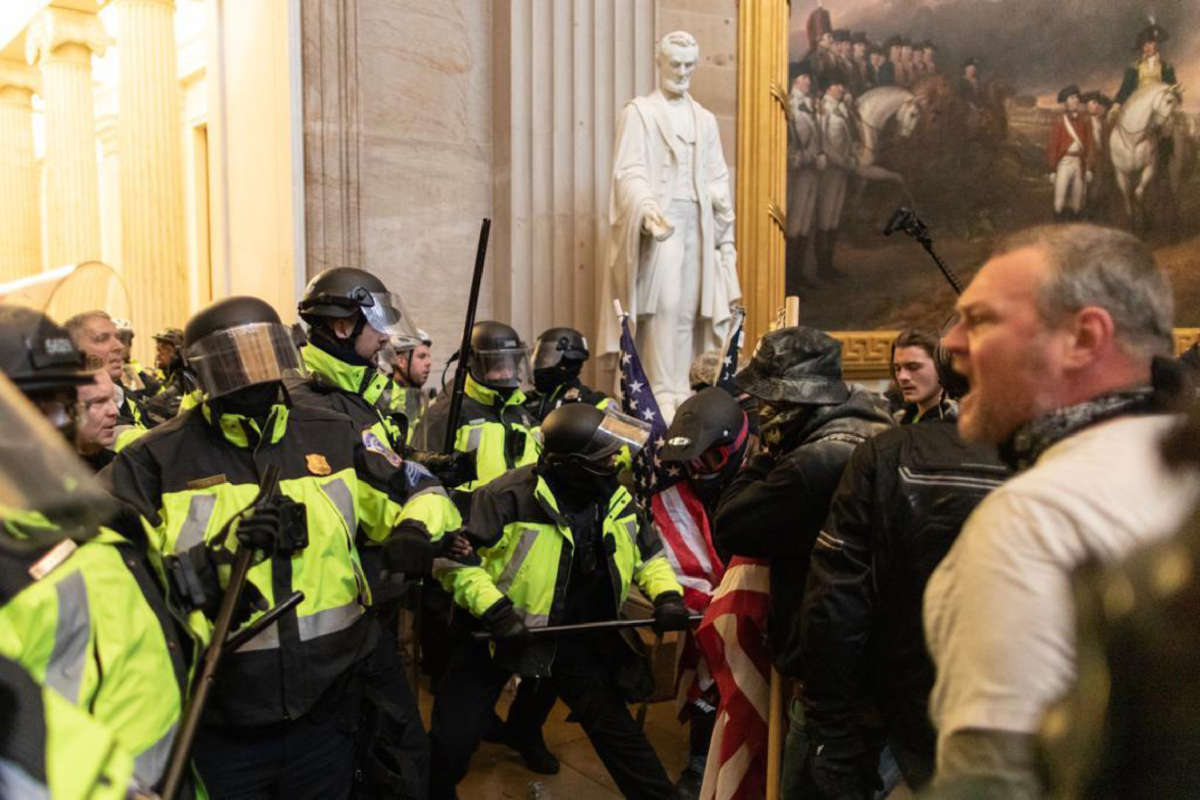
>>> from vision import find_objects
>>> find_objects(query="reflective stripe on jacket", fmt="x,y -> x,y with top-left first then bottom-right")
412,375 -> 541,490
0,528 -> 191,792
436,465 -> 682,629
105,400 -> 418,725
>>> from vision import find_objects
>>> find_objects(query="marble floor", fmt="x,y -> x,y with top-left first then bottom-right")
417,677 -> 690,800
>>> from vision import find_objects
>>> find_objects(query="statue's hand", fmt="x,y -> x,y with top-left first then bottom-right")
719,242 -> 737,275
816,153 -> 828,171
642,203 -> 675,241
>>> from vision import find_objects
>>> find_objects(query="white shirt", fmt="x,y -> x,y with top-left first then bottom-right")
924,414 -> 1199,765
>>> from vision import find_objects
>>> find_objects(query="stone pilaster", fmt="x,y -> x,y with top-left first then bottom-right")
26,7 -> 110,268
111,0 -> 187,348
96,112 -> 120,266
0,61 -> 42,280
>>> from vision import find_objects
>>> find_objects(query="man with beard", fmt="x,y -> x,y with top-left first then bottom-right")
924,224 -> 1197,797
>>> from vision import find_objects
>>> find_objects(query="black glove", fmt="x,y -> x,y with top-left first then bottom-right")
383,523 -> 435,577
481,598 -> 530,640
652,591 -> 690,633
164,543 -> 267,626
410,449 -> 477,488
234,505 -> 282,554
435,531 -> 481,566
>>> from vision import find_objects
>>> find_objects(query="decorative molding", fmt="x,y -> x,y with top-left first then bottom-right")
25,7 -> 112,66
735,0 -> 787,350
0,60 -> 40,97
1174,328 -> 1200,355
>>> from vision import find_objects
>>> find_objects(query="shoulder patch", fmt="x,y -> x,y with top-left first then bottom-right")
362,429 -> 403,469
306,453 -> 332,476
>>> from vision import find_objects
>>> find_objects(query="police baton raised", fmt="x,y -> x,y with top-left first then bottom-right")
161,465 -> 305,800
470,615 -> 704,640
443,218 -> 491,454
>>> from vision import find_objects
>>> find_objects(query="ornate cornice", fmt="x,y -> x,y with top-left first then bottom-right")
25,7 -> 112,67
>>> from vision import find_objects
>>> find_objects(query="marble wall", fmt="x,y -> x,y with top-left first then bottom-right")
300,0 -> 739,389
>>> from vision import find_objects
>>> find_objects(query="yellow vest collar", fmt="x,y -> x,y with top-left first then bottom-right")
303,343 -> 393,407
201,402 -> 290,448
465,374 -> 527,408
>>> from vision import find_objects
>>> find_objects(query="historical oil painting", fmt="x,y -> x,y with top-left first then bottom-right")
784,1 -> 1200,332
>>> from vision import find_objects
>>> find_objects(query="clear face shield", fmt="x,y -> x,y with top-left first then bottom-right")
0,261 -> 132,377
184,322 -> 305,399
469,346 -> 531,390
0,372 -> 113,553
359,290 -> 421,342
586,408 -> 653,464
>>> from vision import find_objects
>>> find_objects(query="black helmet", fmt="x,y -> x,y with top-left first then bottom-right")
298,267 -> 420,343
469,320 -> 530,390
540,403 -> 651,478
0,305 -> 92,394
532,327 -> 589,371
152,327 -> 184,348
661,387 -> 747,464
184,297 -> 302,399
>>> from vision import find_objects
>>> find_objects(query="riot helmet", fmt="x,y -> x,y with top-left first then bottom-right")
540,403 -> 651,480
183,296 -> 303,399
0,370 -> 113,556
469,320 -> 530,391
661,387 -> 749,487
0,305 -> 93,439
532,327 -> 589,394
153,327 -> 185,372
298,267 -> 422,345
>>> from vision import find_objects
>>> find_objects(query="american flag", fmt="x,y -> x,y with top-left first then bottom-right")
715,306 -> 746,392
617,313 -> 726,709
696,556 -> 773,800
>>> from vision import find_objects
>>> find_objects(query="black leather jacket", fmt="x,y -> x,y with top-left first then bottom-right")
799,420 -> 1009,787
713,387 -> 893,674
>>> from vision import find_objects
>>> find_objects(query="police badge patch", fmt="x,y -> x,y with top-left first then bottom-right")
362,429 -> 403,468
306,453 -> 332,476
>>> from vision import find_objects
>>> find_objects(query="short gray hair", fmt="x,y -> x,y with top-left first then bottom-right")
62,310 -> 112,347
994,224 -> 1174,358
658,30 -> 698,59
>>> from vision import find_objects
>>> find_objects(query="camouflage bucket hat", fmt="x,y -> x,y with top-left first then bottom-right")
734,326 -> 849,405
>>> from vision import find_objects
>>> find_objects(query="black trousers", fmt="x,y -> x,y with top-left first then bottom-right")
195,713 -> 355,800
429,636 -> 674,800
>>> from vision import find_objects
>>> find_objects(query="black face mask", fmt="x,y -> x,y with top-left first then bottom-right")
310,322 -> 372,368
214,382 -> 282,420
533,362 -> 582,394
542,459 -> 618,508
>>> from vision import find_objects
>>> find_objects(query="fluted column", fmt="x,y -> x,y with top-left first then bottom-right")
0,61 -> 42,280
492,0 -> 657,387
26,8 -> 110,269
112,0 -> 186,347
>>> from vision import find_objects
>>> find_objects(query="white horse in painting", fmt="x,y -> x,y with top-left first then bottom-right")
1109,81 -> 1182,231
852,86 -> 922,185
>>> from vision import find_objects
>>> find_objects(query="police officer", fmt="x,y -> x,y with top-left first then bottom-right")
0,374 -> 149,799
143,327 -> 201,425
412,320 -> 541,496
0,304 -> 196,796
430,403 -> 690,800
292,266 -> 474,496
114,316 -> 162,398
523,326 -> 611,422
379,328 -> 434,439
105,296 -> 452,798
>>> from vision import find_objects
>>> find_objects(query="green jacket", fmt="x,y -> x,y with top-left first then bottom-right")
105,400 -> 428,726
412,375 -> 541,490
437,465 -> 682,674
290,343 -> 461,543
0,653 -> 138,799
0,527 -> 193,794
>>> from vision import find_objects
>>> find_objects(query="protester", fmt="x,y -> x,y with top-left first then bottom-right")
925,224 -> 1198,796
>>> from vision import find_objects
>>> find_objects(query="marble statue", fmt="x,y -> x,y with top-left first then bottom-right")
599,30 -> 741,421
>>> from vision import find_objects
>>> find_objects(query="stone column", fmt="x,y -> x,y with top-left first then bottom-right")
112,0 -> 187,346
0,61 -> 42,280
26,8 -> 110,269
